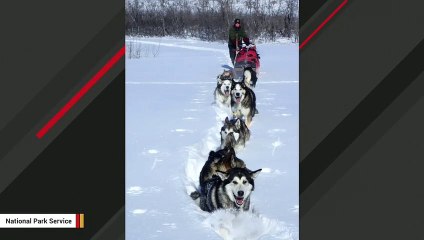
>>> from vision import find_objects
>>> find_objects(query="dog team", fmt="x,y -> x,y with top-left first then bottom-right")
190,66 -> 263,213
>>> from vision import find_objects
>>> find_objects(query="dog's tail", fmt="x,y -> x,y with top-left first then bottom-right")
190,191 -> 201,200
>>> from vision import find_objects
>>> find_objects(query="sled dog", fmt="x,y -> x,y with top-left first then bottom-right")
231,81 -> 257,127
214,70 -> 234,107
195,167 -> 262,212
220,117 -> 250,150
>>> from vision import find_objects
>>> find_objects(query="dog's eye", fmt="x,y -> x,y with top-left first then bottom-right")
243,180 -> 247,184
232,181 -> 237,184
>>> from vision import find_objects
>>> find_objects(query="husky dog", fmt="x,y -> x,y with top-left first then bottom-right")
197,167 -> 262,212
220,117 -> 250,150
243,67 -> 258,89
231,81 -> 257,127
214,70 -> 234,107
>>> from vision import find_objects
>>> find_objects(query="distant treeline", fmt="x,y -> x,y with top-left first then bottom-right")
125,0 -> 298,42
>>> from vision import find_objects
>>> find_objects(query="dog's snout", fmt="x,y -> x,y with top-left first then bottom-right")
236,92 -> 240,96
237,191 -> 244,197
226,86 -> 230,89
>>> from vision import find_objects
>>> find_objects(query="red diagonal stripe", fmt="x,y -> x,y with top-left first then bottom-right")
300,0 -> 348,49
36,46 -> 125,139
76,214 -> 80,229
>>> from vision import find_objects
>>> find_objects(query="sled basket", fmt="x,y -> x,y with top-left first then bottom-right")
233,46 -> 260,80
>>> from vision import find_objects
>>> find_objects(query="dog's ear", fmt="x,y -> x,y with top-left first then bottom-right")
216,171 -> 229,180
250,169 -> 262,179
217,77 -> 223,84
234,119 -> 241,129
208,150 -> 218,160
222,117 -> 228,126
241,81 -> 247,88
225,117 -> 230,124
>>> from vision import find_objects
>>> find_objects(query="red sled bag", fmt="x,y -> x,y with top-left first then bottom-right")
233,45 -> 260,80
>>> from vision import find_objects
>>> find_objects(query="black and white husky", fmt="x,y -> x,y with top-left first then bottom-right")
214,70 -> 233,107
195,167 -> 262,212
231,81 -> 257,127
220,117 -> 250,150
243,67 -> 258,89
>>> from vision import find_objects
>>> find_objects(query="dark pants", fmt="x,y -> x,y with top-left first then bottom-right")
228,44 -> 236,65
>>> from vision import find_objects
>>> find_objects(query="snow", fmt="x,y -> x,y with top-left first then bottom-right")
126,36 -> 298,240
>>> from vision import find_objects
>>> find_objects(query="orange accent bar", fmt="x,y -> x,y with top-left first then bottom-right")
80,214 -> 84,228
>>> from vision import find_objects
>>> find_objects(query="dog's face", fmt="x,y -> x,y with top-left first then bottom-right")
217,168 -> 261,207
221,117 -> 241,142
218,79 -> 232,96
231,82 -> 246,104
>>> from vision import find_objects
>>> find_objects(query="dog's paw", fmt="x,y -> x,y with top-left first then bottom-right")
190,191 -> 201,200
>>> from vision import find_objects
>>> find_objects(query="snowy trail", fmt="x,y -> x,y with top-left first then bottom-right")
126,37 -> 298,240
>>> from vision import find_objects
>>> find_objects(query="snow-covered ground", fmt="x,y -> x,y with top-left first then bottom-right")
126,37 -> 298,240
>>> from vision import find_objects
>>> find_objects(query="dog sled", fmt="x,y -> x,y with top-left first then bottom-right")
233,44 -> 260,80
